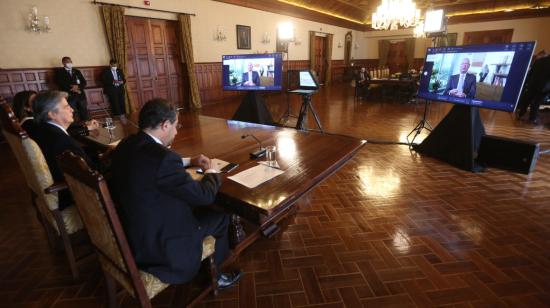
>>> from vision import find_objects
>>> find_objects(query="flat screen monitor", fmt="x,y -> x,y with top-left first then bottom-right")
417,41 -> 536,112
299,70 -> 319,89
222,53 -> 283,91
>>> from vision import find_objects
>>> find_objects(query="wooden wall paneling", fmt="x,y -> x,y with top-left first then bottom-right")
463,29 -> 514,45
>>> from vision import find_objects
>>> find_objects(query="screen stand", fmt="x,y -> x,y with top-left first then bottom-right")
413,105 -> 485,172
293,93 -> 323,132
231,91 -> 274,125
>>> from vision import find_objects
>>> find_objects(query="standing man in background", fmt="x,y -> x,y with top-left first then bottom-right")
101,59 -> 127,121
54,56 -> 89,121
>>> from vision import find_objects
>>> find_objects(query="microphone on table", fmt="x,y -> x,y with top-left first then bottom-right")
242,134 -> 266,159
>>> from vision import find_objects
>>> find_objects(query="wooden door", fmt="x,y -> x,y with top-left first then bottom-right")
125,16 -> 183,109
463,29 -> 513,45
314,35 -> 326,84
387,41 -> 407,74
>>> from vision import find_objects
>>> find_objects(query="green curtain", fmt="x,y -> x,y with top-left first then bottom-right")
309,31 -> 316,72
378,39 -> 390,67
325,33 -> 333,85
178,14 -> 201,110
405,38 -> 415,69
101,5 -> 133,113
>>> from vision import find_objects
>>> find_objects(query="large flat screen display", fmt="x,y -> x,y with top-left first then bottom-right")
222,53 -> 283,91
417,41 -> 536,112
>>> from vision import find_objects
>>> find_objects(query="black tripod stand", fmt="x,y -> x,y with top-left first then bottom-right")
407,99 -> 433,146
279,48 -> 298,126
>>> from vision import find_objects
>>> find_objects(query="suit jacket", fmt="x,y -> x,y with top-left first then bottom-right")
54,67 -> 87,99
101,68 -> 126,93
527,56 -> 550,94
444,73 -> 477,99
110,132 -> 222,284
242,71 -> 261,86
32,122 -> 91,210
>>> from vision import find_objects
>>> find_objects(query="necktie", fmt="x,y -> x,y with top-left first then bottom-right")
457,74 -> 465,93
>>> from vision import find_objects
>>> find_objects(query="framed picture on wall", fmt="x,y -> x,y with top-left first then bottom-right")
276,32 -> 288,53
236,25 -> 251,49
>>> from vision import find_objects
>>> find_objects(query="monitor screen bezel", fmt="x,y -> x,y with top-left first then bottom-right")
221,52 -> 284,91
416,41 -> 536,113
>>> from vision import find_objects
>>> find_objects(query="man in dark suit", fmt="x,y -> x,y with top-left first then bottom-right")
355,67 -> 371,99
444,57 -> 477,99
31,91 -> 99,210
242,62 -> 260,86
101,59 -> 127,120
54,56 -> 90,121
516,51 -> 550,124
111,98 -> 242,287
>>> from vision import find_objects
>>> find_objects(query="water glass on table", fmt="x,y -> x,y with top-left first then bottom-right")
266,146 -> 277,167
104,117 -> 114,129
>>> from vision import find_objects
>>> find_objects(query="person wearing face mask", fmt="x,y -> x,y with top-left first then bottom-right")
101,59 -> 127,121
54,56 -> 90,121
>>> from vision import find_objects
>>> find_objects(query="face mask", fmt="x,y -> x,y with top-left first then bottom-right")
111,66 -> 117,70
65,63 -> 73,69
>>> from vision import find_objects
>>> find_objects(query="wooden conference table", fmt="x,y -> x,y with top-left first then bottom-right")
83,114 -> 365,252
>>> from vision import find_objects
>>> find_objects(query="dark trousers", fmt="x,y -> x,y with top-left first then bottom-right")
105,87 -> 126,116
68,94 -> 89,121
194,207 -> 230,273
518,90 -> 545,121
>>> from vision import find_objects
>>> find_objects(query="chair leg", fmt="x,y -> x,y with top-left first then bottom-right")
53,211 -> 80,281
104,272 -> 118,308
209,255 -> 218,297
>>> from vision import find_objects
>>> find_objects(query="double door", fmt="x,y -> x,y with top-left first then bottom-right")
125,16 -> 184,109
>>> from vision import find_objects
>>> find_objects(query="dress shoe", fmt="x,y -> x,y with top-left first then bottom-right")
217,270 -> 243,289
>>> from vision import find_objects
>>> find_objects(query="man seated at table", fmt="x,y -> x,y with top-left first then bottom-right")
444,57 -> 477,99
355,67 -> 371,98
242,62 -> 260,86
32,90 -> 100,210
110,98 -> 242,288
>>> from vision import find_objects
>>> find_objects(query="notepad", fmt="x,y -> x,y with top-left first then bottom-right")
227,164 -> 284,189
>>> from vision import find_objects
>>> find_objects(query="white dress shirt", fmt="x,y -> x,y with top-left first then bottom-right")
47,121 -> 69,135
145,132 -> 217,173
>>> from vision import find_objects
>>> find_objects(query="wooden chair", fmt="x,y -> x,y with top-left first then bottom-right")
0,102 -> 86,280
57,151 -> 218,308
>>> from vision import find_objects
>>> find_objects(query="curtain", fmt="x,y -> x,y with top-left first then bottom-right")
178,14 -> 201,109
101,5 -> 133,113
378,39 -> 390,67
405,38 -> 415,69
309,31 -> 316,72
325,33 -> 333,85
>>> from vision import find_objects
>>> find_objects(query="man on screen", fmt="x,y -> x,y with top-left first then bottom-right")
444,57 -> 477,99
242,62 -> 260,86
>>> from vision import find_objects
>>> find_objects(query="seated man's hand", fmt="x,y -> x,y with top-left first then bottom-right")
86,119 -> 100,130
448,89 -> 458,96
70,85 -> 80,92
191,154 -> 212,170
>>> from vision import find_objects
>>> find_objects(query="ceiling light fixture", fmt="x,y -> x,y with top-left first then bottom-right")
371,0 -> 421,30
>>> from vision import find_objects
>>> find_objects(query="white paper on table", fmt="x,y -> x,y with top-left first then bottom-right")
108,139 -> 121,147
227,164 -> 284,189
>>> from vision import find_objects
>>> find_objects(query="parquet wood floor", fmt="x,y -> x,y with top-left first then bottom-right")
1,83 -> 549,307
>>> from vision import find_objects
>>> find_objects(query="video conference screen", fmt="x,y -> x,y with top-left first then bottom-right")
222,53 -> 283,91
417,41 -> 536,112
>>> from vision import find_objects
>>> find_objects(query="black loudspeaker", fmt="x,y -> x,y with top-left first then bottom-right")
477,135 -> 539,174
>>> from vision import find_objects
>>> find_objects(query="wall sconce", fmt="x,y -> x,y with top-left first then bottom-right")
354,43 -> 359,49
213,26 -> 227,41
337,42 -> 343,48
27,6 -> 51,33
261,32 -> 270,44
293,38 -> 301,46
